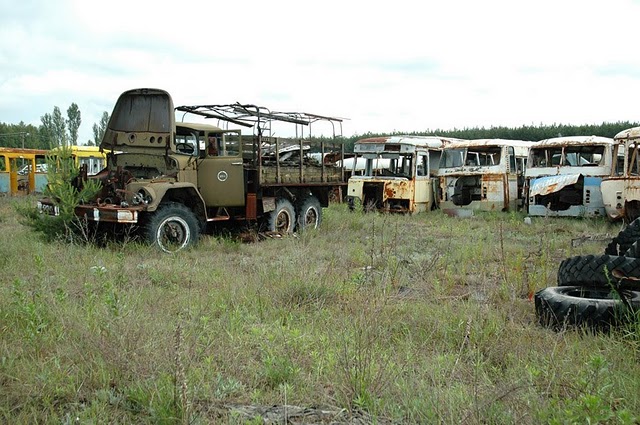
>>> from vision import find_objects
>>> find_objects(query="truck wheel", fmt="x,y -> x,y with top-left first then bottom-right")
535,286 -> 640,330
557,254 -> 640,290
265,198 -> 295,234
297,196 -> 322,230
146,203 -> 200,253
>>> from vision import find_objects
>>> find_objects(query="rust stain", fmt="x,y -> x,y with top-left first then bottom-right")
483,173 -> 503,182
384,186 -> 395,199
536,183 -> 560,196
357,137 -> 391,144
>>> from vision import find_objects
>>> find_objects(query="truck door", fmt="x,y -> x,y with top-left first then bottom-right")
198,132 -> 245,207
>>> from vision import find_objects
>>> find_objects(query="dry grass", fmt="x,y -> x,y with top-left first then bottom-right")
0,196 -> 638,424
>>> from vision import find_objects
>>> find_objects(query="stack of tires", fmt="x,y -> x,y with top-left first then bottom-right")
535,219 -> 640,331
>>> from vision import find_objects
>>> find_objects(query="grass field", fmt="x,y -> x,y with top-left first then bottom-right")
1,196 -> 639,424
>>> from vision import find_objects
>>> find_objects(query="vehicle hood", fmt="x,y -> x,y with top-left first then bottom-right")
529,174 -> 581,197
100,88 -> 174,151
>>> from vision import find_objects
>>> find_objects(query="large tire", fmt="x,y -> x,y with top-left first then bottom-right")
557,254 -> 640,290
624,241 -> 640,258
604,218 -> 640,256
296,196 -> 323,231
264,198 -> 295,234
146,203 -> 200,253
535,286 -> 640,330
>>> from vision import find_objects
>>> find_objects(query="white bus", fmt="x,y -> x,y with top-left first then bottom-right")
438,139 -> 533,215
525,136 -> 617,217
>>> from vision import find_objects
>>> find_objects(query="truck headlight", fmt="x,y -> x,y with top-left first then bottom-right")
131,188 -> 153,205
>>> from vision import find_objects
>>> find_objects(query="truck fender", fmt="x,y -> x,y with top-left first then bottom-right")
145,183 -> 207,222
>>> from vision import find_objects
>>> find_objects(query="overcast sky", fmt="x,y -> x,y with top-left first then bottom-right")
1,0 -> 640,143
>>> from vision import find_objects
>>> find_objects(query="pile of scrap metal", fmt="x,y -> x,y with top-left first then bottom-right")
535,218 -> 640,331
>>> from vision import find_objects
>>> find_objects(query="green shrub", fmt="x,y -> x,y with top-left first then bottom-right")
18,144 -> 101,242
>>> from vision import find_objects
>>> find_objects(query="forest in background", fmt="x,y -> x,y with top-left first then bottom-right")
1,105 -> 638,153
337,120 -> 640,152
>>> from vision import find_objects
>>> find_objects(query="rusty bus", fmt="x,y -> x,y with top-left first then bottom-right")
601,127 -> 640,222
0,147 -> 48,195
525,136 -> 617,217
437,139 -> 533,216
346,135 -> 455,213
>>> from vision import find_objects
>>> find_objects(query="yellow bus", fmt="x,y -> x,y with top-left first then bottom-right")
49,145 -> 108,176
0,147 -> 48,195
0,145 -> 107,195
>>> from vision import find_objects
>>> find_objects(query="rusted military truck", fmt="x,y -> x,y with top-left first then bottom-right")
38,88 -> 346,252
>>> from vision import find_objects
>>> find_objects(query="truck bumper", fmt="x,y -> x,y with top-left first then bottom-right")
38,199 -> 142,224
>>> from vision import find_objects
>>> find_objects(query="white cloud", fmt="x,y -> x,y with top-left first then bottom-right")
1,0 -> 640,144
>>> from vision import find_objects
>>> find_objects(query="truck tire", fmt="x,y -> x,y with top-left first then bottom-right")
557,254 -> 640,290
264,198 -> 295,234
604,218 -> 640,256
534,286 -> 640,330
146,203 -> 200,253
297,196 -> 322,231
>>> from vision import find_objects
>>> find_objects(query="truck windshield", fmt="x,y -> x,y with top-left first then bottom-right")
174,133 -> 198,156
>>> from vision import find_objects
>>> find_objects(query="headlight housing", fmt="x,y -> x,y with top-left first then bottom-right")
131,187 -> 153,205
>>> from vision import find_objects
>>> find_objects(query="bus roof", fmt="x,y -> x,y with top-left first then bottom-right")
355,135 -> 460,150
614,127 -> 640,141
0,147 -> 48,155
534,135 -> 615,147
444,139 -> 535,149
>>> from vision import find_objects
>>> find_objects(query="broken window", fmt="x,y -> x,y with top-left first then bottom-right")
630,144 -> 640,175
441,149 -> 465,168
417,153 -> 428,177
531,147 -> 562,167
385,155 -> 413,178
174,129 -> 198,155
531,145 -> 605,167
564,145 -> 604,166
467,147 -> 501,166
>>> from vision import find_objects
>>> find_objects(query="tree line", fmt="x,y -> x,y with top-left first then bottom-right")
335,120 -> 640,152
1,103 -> 638,152
0,104 -> 109,150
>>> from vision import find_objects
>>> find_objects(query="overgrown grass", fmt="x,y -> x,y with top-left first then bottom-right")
1,196 -> 638,424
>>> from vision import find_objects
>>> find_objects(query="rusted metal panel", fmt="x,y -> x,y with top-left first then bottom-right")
529,174 -> 581,197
